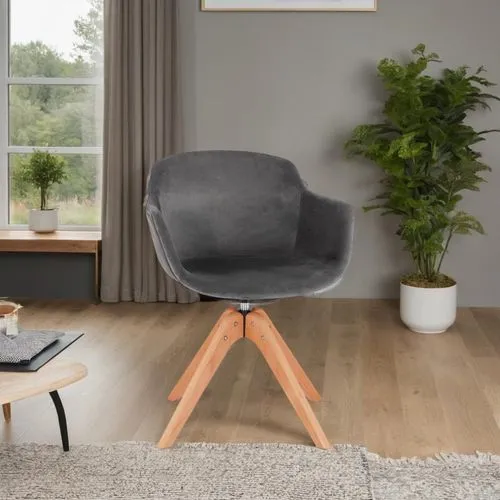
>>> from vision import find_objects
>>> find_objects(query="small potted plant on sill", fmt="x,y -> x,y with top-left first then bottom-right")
346,44 -> 499,334
19,150 -> 67,233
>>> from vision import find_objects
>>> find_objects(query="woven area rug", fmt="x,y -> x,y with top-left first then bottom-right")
0,442 -> 499,500
367,451 -> 500,500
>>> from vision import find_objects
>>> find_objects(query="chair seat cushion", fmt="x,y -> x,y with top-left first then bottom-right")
181,255 -> 344,301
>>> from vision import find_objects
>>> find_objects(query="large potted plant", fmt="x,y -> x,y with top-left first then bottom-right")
19,150 -> 67,233
346,44 -> 499,334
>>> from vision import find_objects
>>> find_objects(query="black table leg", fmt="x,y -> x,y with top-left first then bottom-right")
49,391 -> 69,452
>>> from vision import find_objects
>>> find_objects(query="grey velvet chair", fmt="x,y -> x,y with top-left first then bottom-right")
145,151 -> 354,449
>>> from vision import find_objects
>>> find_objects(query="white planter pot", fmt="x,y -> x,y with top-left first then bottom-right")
400,282 -> 457,334
28,209 -> 59,233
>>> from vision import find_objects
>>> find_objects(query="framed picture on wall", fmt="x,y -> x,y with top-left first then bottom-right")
202,0 -> 377,11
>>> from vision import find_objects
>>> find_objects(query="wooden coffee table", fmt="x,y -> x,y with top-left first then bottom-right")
0,358 -> 87,451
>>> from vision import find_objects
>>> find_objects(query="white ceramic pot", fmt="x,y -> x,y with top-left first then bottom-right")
28,209 -> 59,233
400,282 -> 457,334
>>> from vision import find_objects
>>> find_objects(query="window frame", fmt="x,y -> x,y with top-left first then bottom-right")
0,0 -> 103,230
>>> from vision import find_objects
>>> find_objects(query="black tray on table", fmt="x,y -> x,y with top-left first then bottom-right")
0,331 -> 84,372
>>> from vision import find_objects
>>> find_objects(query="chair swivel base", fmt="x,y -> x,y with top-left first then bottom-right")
158,307 -> 330,449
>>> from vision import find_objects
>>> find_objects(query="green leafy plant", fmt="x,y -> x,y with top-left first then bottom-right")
18,150 -> 67,210
345,44 -> 499,287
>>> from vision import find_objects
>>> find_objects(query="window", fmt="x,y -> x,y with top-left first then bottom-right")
0,0 -> 103,228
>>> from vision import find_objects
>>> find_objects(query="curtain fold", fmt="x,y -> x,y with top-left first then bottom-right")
101,0 -> 198,304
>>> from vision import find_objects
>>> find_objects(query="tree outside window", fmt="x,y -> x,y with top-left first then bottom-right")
3,0 -> 103,227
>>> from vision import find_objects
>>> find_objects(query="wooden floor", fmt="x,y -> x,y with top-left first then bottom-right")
2,299 -> 500,458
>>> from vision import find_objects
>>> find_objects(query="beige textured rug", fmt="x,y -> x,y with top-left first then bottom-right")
0,442 -> 499,499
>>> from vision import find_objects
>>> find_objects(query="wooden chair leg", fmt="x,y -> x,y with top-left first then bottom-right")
246,311 -> 331,450
2,403 -> 11,422
168,308 -> 235,402
253,309 -> 321,402
158,310 -> 243,448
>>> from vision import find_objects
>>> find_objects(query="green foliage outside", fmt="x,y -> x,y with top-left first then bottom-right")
16,150 -> 67,210
346,44 -> 499,287
9,0 -> 103,225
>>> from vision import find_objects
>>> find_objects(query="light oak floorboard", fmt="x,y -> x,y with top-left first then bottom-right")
1,299 -> 500,458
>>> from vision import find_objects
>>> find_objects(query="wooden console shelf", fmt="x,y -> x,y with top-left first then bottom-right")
0,231 -> 101,254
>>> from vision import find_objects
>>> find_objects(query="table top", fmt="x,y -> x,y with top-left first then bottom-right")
0,358 -> 87,405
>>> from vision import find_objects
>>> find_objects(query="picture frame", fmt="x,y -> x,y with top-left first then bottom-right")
201,1 -> 377,12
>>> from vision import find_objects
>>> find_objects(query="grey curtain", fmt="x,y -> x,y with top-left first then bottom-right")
101,0 -> 198,304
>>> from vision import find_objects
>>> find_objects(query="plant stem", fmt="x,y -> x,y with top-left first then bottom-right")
431,254 -> 438,277
40,187 -> 48,210
437,230 -> 453,274
414,253 -> 423,275
425,256 -> 433,280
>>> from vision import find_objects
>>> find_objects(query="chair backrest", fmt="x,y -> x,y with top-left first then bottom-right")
146,151 -> 305,262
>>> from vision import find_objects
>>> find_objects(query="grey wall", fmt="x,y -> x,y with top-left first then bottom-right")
179,0 -> 500,306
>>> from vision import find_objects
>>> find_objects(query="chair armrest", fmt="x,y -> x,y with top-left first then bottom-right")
144,200 -> 184,282
295,191 -> 355,266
